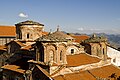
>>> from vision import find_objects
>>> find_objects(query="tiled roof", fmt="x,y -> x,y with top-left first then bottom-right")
0,25 -> 16,37
15,41 -> 25,47
89,64 -> 120,79
28,60 -> 46,65
21,45 -> 33,50
37,31 -> 74,42
20,42 -> 35,50
53,75 -> 64,80
15,20 -> 44,26
42,31 -> 48,35
53,70 -> 96,80
1,64 -> 25,74
0,25 -> 48,37
71,35 -> 90,43
66,53 -> 101,67
53,64 -> 120,80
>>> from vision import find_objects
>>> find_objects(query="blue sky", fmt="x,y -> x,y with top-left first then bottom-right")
0,0 -> 120,34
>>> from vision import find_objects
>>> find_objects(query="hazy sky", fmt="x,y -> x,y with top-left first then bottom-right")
0,0 -> 120,34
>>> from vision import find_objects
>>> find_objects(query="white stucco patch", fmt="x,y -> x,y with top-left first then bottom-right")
107,46 -> 120,66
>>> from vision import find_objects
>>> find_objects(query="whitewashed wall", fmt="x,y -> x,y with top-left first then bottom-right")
107,46 -> 120,66
66,45 -> 80,55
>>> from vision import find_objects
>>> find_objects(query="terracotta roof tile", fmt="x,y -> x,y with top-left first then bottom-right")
14,41 -> 25,47
1,64 -> 25,74
28,60 -> 46,65
71,35 -> 90,43
89,64 -> 120,79
0,26 -> 16,37
53,70 -> 96,80
42,31 -> 48,35
0,25 -> 47,37
66,53 -> 101,67
53,75 -> 64,80
21,45 -> 32,50
20,42 -> 35,50
53,65 -> 120,80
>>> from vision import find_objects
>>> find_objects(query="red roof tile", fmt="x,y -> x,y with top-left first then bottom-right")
0,26 -> 16,37
53,64 -> 120,80
71,35 -> 90,43
66,53 -> 101,67
15,41 -> 25,47
1,64 -> 25,74
0,25 -> 48,37
21,45 -> 32,50
89,64 -> 120,79
42,31 -> 48,35
53,70 -> 96,80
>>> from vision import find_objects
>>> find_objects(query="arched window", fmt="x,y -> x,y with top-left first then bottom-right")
27,33 -> 30,39
49,50 -> 54,62
71,49 -> 74,54
113,58 -> 116,63
60,51 -> 63,61
103,48 -> 104,55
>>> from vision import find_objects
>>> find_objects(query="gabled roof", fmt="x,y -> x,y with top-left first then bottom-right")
21,45 -> 33,50
0,25 -> 47,37
1,64 -> 25,74
0,25 -> 16,37
6,40 -> 25,47
89,64 -> 120,79
53,64 -> 120,80
71,35 -> 90,43
20,42 -> 35,50
28,60 -> 46,65
66,53 -> 101,67
15,41 -> 25,47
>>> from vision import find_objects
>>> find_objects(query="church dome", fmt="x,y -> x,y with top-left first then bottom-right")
36,28 -> 74,42
15,20 -> 44,26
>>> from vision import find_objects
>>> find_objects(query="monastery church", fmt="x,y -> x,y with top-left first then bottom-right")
0,20 -> 120,80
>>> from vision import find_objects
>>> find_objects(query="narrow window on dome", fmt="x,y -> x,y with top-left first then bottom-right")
71,49 -> 74,54
27,33 -> 29,39
103,48 -> 104,55
60,51 -> 62,61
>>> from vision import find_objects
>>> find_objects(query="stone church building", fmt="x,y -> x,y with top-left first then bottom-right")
0,20 -> 120,80
15,20 -> 44,40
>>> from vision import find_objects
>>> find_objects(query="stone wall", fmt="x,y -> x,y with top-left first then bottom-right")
42,42 -> 67,65
16,25 -> 43,40
0,37 -> 15,45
